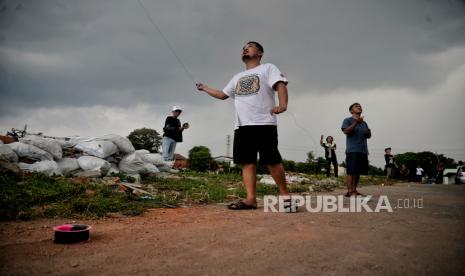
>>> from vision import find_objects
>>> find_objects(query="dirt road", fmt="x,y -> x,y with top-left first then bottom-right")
1,183 -> 465,275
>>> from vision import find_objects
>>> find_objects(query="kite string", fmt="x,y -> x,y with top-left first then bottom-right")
136,0 -> 318,151
137,0 -> 197,85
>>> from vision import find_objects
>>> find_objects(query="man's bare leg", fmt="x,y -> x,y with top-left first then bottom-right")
354,175 -> 360,191
242,163 -> 257,206
346,175 -> 354,194
267,163 -> 289,195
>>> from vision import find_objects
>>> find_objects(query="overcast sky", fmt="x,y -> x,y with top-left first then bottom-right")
1,0 -> 464,167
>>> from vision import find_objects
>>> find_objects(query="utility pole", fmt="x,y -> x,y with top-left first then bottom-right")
226,135 -> 231,157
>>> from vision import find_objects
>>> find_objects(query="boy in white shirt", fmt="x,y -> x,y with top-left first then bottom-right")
196,41 -> 290,210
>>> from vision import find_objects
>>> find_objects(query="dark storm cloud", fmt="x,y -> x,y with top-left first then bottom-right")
1,0 -> 464,115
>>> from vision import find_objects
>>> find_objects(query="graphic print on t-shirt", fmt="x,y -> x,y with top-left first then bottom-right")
235,74 -> 260,96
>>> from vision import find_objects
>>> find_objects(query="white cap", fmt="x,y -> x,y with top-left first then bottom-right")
172,105 -> 182,112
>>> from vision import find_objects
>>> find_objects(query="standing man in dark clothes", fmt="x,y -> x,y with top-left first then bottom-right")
162,106 -> 187,161
320,135 -> 338,177
384,147 -> 395,185
341,102 -> 371,197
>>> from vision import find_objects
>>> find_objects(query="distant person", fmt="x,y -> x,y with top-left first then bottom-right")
416,165 -> 424,183
196,41 -> 292,211
435,162 -> 444,184
384,147 -> 395,185
162,106 -> 188,161
400,164 -> 409,181
320,135 -> 338,177
341,102 -> 371,197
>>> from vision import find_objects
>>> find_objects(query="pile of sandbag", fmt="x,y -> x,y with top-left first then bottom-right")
0,133 -> 174,178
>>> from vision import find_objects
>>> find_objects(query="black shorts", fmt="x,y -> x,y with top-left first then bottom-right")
233,125 -> 282,165
345,152 -> 368,175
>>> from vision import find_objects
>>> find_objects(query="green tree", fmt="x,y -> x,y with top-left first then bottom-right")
188,146 -> 213,172
306,151 -> 315,163
295,162 -> 312,174
282,159 -> 296,172
368,164 -> 384,175
127,128 -> 161,152
394,151 -> 456,177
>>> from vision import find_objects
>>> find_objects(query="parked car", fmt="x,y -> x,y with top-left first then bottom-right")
456,165 -> 465,184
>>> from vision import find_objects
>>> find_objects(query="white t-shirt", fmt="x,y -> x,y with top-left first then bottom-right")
416,168 -> 424,176
223,63 -> 288,128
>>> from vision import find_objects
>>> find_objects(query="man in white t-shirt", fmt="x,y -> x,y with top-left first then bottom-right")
196,41 -> 291,211
416,165 -> 424,183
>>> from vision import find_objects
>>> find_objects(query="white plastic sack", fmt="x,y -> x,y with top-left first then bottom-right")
77,156 -> 111,175
19,135 -> 63,160
136,149 -> 150,155
141,153 -> 164,165
18,161 -> 62,176
99,134 -> 135,154
7,142 -> 53,161
143,162 -> 160,174
156,161 -> 174,172
0,143 -> 19,163
75,140 -> 118,158
259,175 -> 276,185
119,152 -> 146,174
57,158 -> 80,176
52,136 -> 90,148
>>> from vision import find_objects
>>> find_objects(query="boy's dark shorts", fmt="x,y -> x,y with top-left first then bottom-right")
233,125 -> 282,165
345,152 -> 368,175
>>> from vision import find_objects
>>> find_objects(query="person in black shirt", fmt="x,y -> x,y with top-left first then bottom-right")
384,147 -> 395,185
162,106 -> 188,161
320,135 -> 338,177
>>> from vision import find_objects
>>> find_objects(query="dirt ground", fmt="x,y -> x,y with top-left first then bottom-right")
1,183 -> 465,276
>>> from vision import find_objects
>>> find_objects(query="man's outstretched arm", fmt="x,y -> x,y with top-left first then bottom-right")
196,83 -> 229,100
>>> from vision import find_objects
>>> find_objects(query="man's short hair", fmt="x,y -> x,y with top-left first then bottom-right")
349,102 -> 360,111
247,41 -> 264,54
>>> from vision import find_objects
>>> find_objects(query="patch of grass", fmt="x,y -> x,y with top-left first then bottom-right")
0,173 -> 161,221
358,175 -> 385,186
0,171 -> 386,221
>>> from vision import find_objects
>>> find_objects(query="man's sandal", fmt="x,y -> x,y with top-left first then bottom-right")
352,191 -> 366,197
283,198 -> 298,213
227,200 -> 257,210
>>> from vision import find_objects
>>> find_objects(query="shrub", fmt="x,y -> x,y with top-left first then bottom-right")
188,146 -> 213,172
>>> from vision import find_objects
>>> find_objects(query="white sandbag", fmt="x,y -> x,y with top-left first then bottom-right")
105,156 -> 119,163
18,160 -> 62,176
141,153 -> 164,165
57,158 -> 80,175
75,140 -> 118,158
119,152 -> 146,174
7,142 -> 53,161
136,149 -> 150,155
19,135 -> 63,160
0,143 -> 19,163
77,156 -> 111,176
143,162 -> 160,174
156,161 -> 174,172
52,136 -> 90,148
99,134 -> 135,154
